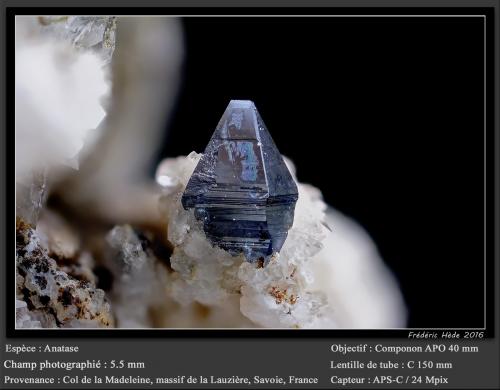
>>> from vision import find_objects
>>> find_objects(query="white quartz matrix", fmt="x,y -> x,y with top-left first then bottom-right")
157,153 -> 406,329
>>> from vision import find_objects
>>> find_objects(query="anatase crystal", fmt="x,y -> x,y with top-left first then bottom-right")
182,100 -> 298,263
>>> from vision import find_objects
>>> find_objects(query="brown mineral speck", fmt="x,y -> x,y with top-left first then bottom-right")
269,286 -> 286,304
25,255 -> 50,273
58,287 -> 73,306
78,280 -> 90,289
21,288 -> 35,310
269,286 -> 298,305
16,215 -> 122,329
16,218 -> 32,238
34,275 -> 47,290
193,302 -> 211,319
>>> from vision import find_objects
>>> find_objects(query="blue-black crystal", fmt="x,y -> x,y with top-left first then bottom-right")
181,100 -> 299,263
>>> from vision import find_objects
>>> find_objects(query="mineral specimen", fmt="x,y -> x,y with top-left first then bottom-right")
106,225 -> 172,328
182,100 -> 298,262
157,152 -> 407,328
16,300 -> 42,328
160,153 -> 332,328
15,16 -> 114,229
16,219 -> 113,328
38,16 -> 117,64
15,170 -> 47,227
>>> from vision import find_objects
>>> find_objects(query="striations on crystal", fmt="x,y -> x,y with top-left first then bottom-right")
181,100 -> 298,263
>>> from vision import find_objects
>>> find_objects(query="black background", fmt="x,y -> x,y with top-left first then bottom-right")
158,17 -> 485,328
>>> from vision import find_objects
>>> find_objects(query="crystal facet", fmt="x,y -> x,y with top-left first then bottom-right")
182,100 -> 298,262
39,16 -> 117,64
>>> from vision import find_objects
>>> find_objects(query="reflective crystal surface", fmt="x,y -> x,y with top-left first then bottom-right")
16,170 -> 47,226
39,16 -> 117,64
182,100 -> 298,262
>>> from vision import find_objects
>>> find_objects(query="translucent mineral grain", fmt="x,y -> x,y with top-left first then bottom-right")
105,225 -> 172,328
15,170 -> 47,227
38,16 -> 117,64
15,300 -> 42,328
182,100 -> 298,262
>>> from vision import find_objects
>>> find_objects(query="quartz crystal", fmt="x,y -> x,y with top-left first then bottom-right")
106,225 -> 172,328
38,16 -> 117,64
15,170 -> 47,226
182,100 -> 298,262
